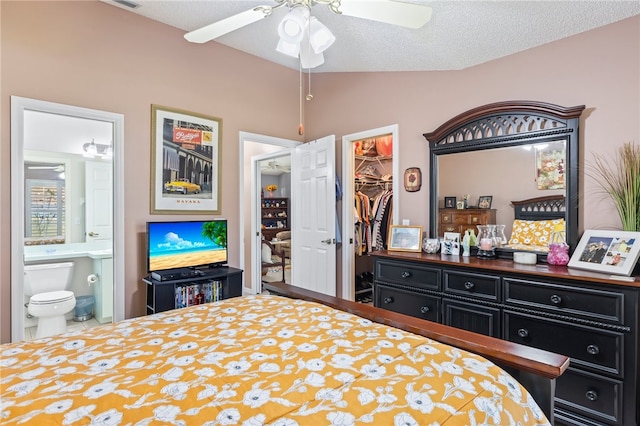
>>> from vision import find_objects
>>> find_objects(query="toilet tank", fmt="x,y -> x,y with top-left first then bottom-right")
24,262 -> 75,296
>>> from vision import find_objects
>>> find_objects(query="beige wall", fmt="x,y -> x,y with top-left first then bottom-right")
2,1 -> 638,343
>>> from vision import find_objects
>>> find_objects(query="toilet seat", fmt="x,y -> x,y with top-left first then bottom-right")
30,290 -> 75,305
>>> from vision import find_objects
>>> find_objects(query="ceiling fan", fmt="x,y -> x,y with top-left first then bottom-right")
184,0 -> 433,67
264,159 -> 291,173
28,165 -> 65,173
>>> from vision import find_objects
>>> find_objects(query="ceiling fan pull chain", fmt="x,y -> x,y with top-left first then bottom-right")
298,57 -> 304,135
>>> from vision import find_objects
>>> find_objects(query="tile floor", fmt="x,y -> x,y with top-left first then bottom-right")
24,317 -> 104,341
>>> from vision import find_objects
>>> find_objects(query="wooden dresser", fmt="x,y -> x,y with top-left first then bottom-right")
371,250 -> 639,426
438,208 -> 496,236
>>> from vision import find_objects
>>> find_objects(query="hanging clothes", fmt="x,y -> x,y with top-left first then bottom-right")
354,189 -> 393,254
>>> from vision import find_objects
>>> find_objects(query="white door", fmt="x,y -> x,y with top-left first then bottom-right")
291,135 -> 336,296
85,161 -> 113,242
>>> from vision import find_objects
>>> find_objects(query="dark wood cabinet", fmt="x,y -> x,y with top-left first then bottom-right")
371,251 -> 639,426
261,197 -> 289,241
143,266 -> 243,315
438,208 -> 496,236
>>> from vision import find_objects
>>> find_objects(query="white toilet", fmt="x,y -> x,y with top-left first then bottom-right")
25,262 -> 76,338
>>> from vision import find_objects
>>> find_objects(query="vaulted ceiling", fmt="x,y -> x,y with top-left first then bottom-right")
101,0 -> 640,72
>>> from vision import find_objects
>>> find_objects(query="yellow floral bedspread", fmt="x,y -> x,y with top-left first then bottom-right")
1,295 -> 549,425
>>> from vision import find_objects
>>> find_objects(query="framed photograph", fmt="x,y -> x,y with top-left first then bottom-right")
456,201 -> 465,210
404,167 -> 422,192
444,196 -> 456,209
388,225 -> 423,252
442,231 -> 461,255
151,105 -> 222,214
536,140 -> 566,190
568,230 -> 640,276
478,195 -> 493,209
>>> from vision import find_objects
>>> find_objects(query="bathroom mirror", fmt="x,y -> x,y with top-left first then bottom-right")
11,96 -> 125,342
424,101 -> 585,257
24,159 -> 70,245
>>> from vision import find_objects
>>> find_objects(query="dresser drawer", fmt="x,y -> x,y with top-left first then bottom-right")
375,260 -> 440,291
375,284 -> 440,322
443,298 -> 501,337
439,212 -> 453,224
504,278 -> 624,323
444,270 -> 500,301
556,367 -> 624,425
504,312 -> 623,377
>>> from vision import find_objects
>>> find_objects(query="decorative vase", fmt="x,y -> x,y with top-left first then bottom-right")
477,224 -> 497,258
495,224 -> 507,247
462,230 -> 471,257
547,228 -> 570,265
422,238 -> 440,253
268,191 -> 274,198
548,243 -> 570,266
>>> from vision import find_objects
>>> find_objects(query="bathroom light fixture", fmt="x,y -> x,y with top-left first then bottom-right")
83,139 -> 113,158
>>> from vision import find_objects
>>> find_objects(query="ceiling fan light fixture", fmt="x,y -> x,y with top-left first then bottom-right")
308,16 -> 335,54
276,38 -> 300,58
300,41 -> 324,69
277,6 -> 309,43
83,139 -> 98,157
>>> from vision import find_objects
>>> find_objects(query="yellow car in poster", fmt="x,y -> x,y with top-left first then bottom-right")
164,178 -> 201,194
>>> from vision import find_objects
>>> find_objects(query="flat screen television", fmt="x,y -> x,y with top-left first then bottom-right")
146,219 -> 227,273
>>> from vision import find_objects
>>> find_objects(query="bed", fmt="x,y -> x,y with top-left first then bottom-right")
1,290 -> 568,425
505,195 -> 566,253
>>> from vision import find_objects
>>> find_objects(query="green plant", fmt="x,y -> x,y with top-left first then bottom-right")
202,221 -> 227,248
587,141 -> 640,231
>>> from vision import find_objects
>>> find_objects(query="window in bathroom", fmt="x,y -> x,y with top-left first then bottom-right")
25,174 -> 65,245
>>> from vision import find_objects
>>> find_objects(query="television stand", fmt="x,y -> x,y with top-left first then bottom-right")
144,266 -> 243,314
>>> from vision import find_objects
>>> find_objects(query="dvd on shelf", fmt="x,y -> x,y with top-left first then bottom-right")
174,280 -> 223,308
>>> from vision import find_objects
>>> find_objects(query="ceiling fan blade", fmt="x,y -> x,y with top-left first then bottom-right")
28,165 -> 64,172
185,7 -> 270,43
337,0 -> 433,29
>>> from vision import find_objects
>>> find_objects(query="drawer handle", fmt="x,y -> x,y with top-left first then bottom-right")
585,390 -> 599,402
383,297 -> 394,304
586,344 -> 600,355
401,271 -> 412,279
420,306 -> 430,314
517,328 -> 529,338
550,294 -> 562,305
464,281 -> 475,290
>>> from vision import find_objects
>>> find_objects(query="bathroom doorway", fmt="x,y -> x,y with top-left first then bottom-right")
11,97 -> 125,342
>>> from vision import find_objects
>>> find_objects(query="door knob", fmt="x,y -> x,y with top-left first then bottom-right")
88,232 -> 99,237
321,238 -> 335,244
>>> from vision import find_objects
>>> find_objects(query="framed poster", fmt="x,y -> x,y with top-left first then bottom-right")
568,230 -> 640,276
404,167 -> 422,192
388,225 -> 422,252
151,105 -> 222,214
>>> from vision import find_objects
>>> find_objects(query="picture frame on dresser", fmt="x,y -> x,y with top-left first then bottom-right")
567,229 -> 640,276
478,195 -> 493,209
444,196 -> 456,208
388,225 -> 422,252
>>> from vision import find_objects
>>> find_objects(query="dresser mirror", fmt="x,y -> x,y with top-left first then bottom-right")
423,101 -> 585,257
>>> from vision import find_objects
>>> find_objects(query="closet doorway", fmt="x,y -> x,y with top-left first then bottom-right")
341,125 -> 399,301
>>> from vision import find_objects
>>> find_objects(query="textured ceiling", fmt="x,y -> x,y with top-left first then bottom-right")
101,0 -> 640,73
